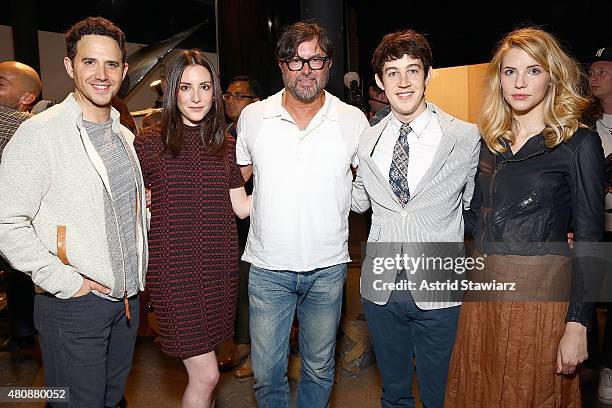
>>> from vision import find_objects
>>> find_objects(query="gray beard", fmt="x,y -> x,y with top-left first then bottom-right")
0,96 -> 20,110
282,70 -> 329,103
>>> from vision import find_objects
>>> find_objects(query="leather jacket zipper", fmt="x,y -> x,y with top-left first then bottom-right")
480,148 -> 545,250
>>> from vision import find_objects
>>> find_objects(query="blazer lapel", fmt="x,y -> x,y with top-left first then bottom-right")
364,155 -> 403,207
410,107 -> 458,198
363,114 -> 404,207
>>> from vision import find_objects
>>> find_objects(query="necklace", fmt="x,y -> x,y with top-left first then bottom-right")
599,118 -> 612,136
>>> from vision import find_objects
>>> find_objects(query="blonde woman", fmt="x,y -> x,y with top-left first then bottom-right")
445,27 -> 605,407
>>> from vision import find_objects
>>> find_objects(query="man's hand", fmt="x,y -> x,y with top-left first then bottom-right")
556,321 -> 587,375
145,188 -> 152,208
240,165 -> 253,183
73,277 -> 111,298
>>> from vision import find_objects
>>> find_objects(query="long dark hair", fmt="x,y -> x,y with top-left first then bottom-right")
161,50 -> 226,157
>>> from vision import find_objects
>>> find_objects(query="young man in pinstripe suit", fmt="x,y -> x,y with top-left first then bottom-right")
352,30 -> 481,408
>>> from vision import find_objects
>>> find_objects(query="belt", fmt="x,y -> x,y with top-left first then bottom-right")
38,292 -> 139,301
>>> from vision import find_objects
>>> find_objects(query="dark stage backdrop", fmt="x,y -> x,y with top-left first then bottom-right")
350,0 -> 611,91
4,0 -> 610,105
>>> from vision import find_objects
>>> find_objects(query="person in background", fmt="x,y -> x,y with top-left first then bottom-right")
0,60 -> 41,353
0,17 -> 148,408
367,82 -> 390,125
0,61 -> 41,154
223,75 -> 262,138
135,49 -> 251,408
111,76 -> 138,134
111,96 -> 137,135
583,46 -> 612,405
445,27 -> 605,407
217,75 -> 262,380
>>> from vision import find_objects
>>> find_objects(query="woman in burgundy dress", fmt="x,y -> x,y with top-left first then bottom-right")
135,50 -> 251,407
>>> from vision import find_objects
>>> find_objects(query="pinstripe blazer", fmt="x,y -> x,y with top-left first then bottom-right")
352,102 -> 481,309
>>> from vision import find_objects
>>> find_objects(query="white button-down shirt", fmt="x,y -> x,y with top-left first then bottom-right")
236,89 -> 369,271
372,105 -> 442,193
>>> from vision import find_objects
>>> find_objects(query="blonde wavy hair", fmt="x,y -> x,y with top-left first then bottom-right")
479,27 -> 588,154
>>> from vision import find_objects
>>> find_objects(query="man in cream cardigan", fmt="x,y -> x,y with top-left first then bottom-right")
0,17 -> 147,408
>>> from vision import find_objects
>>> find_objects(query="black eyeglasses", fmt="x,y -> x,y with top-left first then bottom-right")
282,56 -> 330,71
222,93 -> 257,101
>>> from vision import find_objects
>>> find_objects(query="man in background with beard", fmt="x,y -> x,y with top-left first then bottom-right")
236,21 -> 368,407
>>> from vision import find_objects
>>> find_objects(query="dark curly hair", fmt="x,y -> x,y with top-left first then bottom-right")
371,29 -> 432,80
65,17 -> 127,63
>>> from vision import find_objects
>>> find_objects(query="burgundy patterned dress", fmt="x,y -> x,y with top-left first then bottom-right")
135,124 -> 242,359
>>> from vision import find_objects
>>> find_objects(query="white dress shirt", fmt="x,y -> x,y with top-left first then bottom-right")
372,104 -> 442,193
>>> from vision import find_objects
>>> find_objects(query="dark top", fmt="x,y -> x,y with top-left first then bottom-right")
466,127 -> 606,328
0,106 -> 30,160
134,124 -> 244,358
227,121 -> 252,249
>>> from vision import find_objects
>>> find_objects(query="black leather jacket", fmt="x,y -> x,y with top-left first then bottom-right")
465,127 -> 606,328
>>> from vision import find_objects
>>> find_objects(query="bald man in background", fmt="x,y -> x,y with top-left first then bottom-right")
0,60 -> 41,352
0,61 -> 42,155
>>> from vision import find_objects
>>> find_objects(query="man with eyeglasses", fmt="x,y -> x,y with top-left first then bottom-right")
236,21 -> 368,407
223,75 -> 262,138
367,83 -> 390,125
217,75 -> 262,380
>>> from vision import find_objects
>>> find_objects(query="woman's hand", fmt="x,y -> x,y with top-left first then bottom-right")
556,321 -> 587,375
145,188 -> 152,208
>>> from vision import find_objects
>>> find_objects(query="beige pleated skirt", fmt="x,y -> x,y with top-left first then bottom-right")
444,253 -> 581,408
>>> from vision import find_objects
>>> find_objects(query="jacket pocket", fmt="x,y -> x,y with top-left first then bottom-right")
491,191 -> 552,245
368,224 -> 381,242
364,225 -> 382,261
493,191 -> 539,224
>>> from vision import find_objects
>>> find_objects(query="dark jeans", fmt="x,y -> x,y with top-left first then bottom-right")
34,292 -> 139,408
591,303 -> 612,368
362,289 -> 460,408
1,259 -> 36,339
587,231 -> 612,369
234,260 -> 251,345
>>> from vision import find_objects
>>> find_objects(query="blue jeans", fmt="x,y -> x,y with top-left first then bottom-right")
362,289 -> 459,408
249,263 -> 347,408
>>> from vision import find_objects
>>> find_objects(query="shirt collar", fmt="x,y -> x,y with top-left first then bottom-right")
66,93 -> 122,133
262,89 -> 340,122
388,103 -> 432,139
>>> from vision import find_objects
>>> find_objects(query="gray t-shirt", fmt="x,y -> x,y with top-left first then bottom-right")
84,120 -> 139,298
